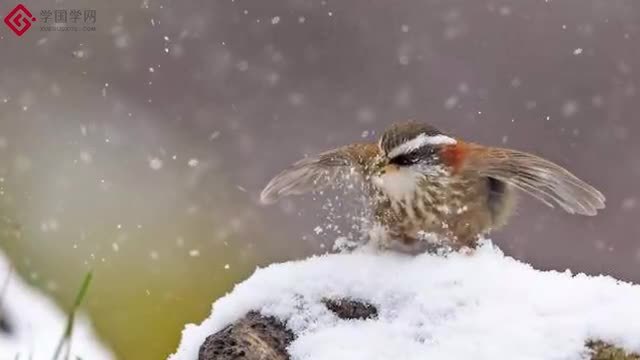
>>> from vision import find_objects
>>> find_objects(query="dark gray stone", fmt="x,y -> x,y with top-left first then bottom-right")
198,311 -> 294,360
197,299 -> 379,360
323,298 -> 378,320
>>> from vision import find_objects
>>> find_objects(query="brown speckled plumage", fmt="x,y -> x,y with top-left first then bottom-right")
261,121 -> 604,253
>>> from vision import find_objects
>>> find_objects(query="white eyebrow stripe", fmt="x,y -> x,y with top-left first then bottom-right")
387,134 -> 457,158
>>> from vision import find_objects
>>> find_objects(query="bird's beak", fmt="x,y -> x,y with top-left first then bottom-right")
380,164 -> 400,175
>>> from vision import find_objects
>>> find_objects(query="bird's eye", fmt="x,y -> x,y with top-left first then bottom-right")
390,153 -> 419,166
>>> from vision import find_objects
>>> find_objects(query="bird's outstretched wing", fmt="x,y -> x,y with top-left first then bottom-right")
260,143 -> 378,204
465,145 -> 605,216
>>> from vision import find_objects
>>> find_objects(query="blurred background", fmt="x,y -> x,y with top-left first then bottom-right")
0,0 -> 639,358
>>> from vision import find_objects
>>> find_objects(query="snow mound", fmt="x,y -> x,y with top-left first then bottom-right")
0,253 -> 114,360
170,242 -> 640,360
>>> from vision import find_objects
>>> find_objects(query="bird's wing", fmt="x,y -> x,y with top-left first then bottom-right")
260,143 -> 378,204
463,144 -> 605,216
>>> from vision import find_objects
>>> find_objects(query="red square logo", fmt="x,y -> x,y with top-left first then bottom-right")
4,4 -> 36,36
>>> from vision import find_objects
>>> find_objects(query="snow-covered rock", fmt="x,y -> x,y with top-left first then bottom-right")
0,252 -> 114,360
170,241 -> 640,360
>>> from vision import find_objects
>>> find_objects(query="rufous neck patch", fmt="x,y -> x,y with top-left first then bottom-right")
439,141 -> 469,174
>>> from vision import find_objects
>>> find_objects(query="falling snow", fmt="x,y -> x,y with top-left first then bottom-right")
149,158 -> 163,170
1,2 -> 638,358
562,100 -> 579,117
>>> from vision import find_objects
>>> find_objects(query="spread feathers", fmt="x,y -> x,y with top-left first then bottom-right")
461,144 -> 605,216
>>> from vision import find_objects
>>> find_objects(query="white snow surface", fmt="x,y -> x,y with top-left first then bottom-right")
170,241 -> 640,360
0,253 -> 114,360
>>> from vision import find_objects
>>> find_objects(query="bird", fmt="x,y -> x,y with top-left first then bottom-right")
260,121 -> 605,253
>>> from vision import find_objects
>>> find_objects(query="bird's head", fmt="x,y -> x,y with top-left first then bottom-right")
372,122 -> 460,200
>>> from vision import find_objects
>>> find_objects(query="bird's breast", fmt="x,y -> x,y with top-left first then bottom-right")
373,175 -> 486,228
372,167 -> 423,202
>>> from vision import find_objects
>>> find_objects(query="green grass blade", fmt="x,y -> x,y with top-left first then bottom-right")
0,264 -> 13,320
52,270 -> 93,360
71,272 -> 93,310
